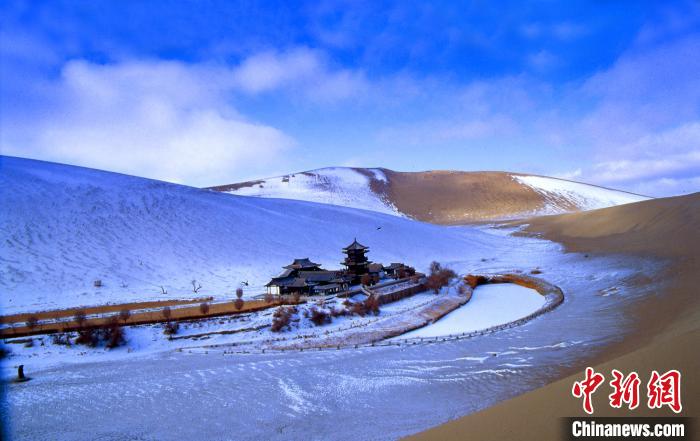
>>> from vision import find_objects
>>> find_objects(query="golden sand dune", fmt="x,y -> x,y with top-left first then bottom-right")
522,191 -> 700,258
381,170 -> 559,223
210,168 -> 647,224
408,192 -> 700,440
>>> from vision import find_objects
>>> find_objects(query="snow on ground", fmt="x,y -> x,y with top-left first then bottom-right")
0,158 -> 670,441
0,157 -> 500,313
223,167 -> 399,216
1,288 -> 439,375
3,250 -> 664,441
398,284 -> 545,338
513,175 -> 648,214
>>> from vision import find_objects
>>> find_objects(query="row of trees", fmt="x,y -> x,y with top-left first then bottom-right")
23,286 -> 246,340
74,316 -> 125,348
43,313 -> 126,349
24,306 -> 132,334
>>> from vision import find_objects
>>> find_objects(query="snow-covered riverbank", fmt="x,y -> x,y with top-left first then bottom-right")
2,250 -> 662,441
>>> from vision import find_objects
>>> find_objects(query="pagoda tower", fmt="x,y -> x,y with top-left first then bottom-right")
342,238 -> 371,283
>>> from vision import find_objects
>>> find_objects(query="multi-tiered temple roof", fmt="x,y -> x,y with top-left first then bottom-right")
342,239 -> 371,283
266,239 -> 386,295
283,258 -> 322,270
342,239 -> 369,251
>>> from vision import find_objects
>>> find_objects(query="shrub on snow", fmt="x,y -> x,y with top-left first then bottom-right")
425,261 -> 457,294
271,306 -> 296,332
309,307 -> 331,326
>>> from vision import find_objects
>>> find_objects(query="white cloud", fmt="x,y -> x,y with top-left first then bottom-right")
232,47 -> 368,101
1,21 -> 698,197
373,29 -> 700,196
375,76 -> 539,146
562,35 -> 700,195
578,35 -> 700,145
233,49 -> 319,93
1,46 -> 372,185
2,59 -> 295,186
587,122 -> 700,185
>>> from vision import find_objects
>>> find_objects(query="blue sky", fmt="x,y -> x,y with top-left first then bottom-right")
2,1 -> 700,196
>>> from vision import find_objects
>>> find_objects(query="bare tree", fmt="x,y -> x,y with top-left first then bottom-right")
26,315 -> 38,331
264,292 -> 274,304
119,308 -> 131,324
161,306 -> 172,321
364,294 -> 380,316
74,309 -> 87,329
105,319 -> 125,349
234,287 -> 245,310
199,302 -> 210,315
425,262 -> 457,294
191,279 -> 202,293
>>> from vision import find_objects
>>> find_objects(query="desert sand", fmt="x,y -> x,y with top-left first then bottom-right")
406,192 -> 700,440
375,170 -> 548,223
211,168 -> 645,224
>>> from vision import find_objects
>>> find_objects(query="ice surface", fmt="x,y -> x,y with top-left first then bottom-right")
400,284 -> 545,338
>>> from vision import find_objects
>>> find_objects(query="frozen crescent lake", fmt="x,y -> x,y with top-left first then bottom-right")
400,283 -> 546,339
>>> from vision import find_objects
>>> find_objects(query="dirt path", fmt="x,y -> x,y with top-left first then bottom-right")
1,277 -> 421,339
0,298 -> 280,338
0,298 -> 211,324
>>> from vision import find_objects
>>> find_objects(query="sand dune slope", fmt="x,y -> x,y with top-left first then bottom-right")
0,156 -> 501,314
522,191 -> 700,258
407,192 -> 700,440
210,168 -> 647,224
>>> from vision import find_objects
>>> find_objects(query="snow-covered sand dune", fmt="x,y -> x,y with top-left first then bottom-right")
2,157 -> 669,441
0,156 -> 500,313
212,167 -> 649,223
222,167 -> 399,216
512,175 -> 647,214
